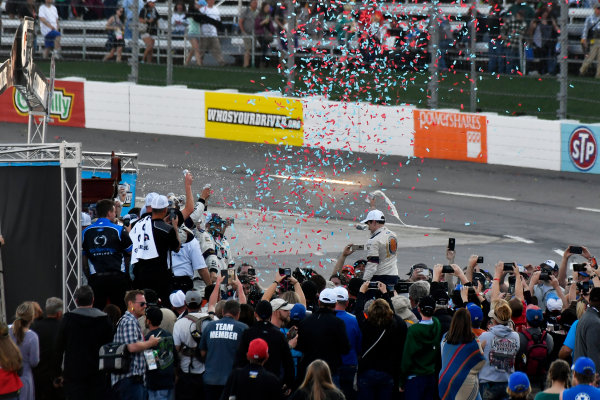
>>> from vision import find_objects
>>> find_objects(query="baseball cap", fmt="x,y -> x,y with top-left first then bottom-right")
360,209 -> 385,224
185,290 -> 202,306
541,260 -> 558,271
391,295 -> 415,321
145,192 -> 158,207
319,288 -> 337,304
508,371 -> 530,393
151,195 -> 169,210
81,212 -> 92,227
255,300 -> 273,320
573,356 -> 596,375
526,305 -> 544,323
290,303 -> 306,321
546,296 -> 563,312
334,286 -> 349,302
271,298 -> 293,311
418,295 -> 436,315
466,303 -> 483,324
342,265 -> 355,276
247,338 -> 269,360
169,290 -> 186,308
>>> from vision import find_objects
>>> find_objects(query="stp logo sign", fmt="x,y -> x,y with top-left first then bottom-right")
569,127 -> 597,171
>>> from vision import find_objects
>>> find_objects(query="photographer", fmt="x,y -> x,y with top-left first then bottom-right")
237,265 -> 264,307
558,245 -> 596,288
530,260 -> 561,312
261,270 -> 306,307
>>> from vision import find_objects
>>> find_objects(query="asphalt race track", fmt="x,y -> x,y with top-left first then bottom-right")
2,121 -> 600,282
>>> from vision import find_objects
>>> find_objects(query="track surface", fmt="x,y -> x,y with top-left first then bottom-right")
3,122 -> 600,280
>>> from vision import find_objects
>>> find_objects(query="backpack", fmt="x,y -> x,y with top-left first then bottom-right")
178,314 -> 213,363
518,329 -> 548,378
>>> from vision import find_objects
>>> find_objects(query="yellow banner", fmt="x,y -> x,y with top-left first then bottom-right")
205,92 -> 304,146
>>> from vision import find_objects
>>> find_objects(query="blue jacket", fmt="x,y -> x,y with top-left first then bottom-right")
335,309 -> 362,366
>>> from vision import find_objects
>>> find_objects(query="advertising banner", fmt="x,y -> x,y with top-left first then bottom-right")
0,80 -> 85,127
81,171 -> 138,216
413,110 -> 487,163
561,124 -> 600,174
205,92 -> 303,146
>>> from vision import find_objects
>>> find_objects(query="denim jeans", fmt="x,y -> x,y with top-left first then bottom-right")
403,374 -> 437,400
338,366 -> 357,400
358,369 -> 394,400
113,377 -> 146,400
480,381 -> 509,400
148,389 -> 174,400
488,40 -> 505,74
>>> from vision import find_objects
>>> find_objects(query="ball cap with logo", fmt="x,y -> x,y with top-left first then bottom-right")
508,371 -> 530,393
540,259 -> 558,271
271,298 -> 293,311
360,209 -> 385,224
145,192 -> 159,208
247,338 -> 269,361
526,305 -> 544,323
573,356 -> 596,375
466,302 -> 483,323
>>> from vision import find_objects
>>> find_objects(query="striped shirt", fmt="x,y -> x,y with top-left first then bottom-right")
111,311 -> 146,386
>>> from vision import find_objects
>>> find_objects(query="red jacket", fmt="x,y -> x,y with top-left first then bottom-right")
0,368 -> 22,395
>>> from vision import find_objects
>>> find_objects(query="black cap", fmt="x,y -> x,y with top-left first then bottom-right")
419,295 -> 436,317
255,300 -> 273,320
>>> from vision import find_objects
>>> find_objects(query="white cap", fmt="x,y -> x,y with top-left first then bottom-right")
81,212 -> 92,227
151,195 -> 169,209
145,192 -> 159,207
542,259 -> 558,270
333,286 -> 349,302
271,298 -> 293,311
169,290 -> 185,308
319,288 -> 337,304
546,297 -> 563,312
360,209 -> 385,224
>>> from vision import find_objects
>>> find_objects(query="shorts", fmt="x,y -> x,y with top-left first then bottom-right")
44,30 -> 61,48
243,37 -> 253,52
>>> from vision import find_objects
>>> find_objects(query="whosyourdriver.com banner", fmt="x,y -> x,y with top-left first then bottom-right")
205,92 -> 304,146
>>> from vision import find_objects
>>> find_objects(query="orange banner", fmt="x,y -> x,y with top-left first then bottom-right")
0,80 -> 85,127
413,110 -> 487,163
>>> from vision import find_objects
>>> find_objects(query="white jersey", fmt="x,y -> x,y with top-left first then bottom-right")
196,229 -> 233,271
363,226 -> 398,280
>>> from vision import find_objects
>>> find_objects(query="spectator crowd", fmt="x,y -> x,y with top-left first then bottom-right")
2,171 -> 600,400
2,0 -> 600,74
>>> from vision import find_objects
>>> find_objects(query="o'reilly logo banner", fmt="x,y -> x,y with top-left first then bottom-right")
13,87 -> 74,122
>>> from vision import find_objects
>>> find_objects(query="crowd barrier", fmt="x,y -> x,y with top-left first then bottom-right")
1,79 -> 598,174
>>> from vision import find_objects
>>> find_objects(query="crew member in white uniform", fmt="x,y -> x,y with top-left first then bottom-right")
196,213 -> 234,271
361,209 -> 399,288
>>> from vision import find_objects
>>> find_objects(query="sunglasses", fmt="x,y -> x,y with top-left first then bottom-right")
135,301 -> 147,307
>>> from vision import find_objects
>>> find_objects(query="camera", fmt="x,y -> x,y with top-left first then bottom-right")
279,268 -> 291,277
442,265 -> 454,274
368,281 -> 380,289
540,267 -> 552,281
569,246 -> 583,254
503,262 -> 515,272
573,263 -> 587,272
395,281 -> 412,294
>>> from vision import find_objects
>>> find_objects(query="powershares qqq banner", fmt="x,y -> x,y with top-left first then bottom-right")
205,92 -> 303,146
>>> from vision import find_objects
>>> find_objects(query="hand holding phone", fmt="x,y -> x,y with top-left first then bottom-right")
220,269 -> 229,285
447,238 -> 455,251
442,265 -> 454,274
503,262 -> 515,272
477,256 -> 484,264
569,246 -> 583,255
351,244 -> 365,251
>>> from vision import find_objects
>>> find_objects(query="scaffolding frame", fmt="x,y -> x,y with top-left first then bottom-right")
0,143 -> 82,318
